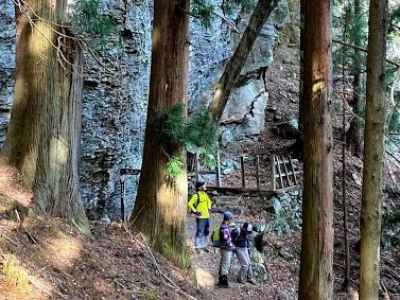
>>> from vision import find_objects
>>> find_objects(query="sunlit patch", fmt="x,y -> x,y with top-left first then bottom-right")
29,21 -> 53,58
312,81 -> 325,93
193,266 -> 215,288
157,171 -> 187,225
213,86 -> 224,105
50,137 -> 69,168
0,254 -> 48,300
43,231 -> 81,271
0,156 -> 33,209
152,27 -> 160,48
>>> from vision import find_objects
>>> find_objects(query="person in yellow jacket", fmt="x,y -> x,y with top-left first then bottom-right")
188,181 -> 213,252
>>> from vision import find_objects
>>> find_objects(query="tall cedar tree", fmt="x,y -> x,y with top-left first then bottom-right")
360,0 -> 388,298
4,0 -> 87,229
298,0 -> 334,299
131,0 -> 190,265
208,0 -> 278,121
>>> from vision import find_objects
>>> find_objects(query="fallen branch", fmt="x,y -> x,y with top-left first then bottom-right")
386,150 -> 400,166
122,225 -> 198,300
333,39 -> 400,69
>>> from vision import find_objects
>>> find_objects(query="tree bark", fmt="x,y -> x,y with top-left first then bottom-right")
298,1 -> 334,299
208,0 -> 279,121
130,0 -> 190,266
3,0 -> 88,229
359,0 -> 388,298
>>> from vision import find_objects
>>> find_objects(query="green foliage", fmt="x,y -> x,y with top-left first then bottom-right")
192,0 -> 215,28
389,107 -> 400,132
390,5 -> 400,34
166,155 -> 185,180
382,208 -> 400,249
158,104 -> 218,178
71,0 -> 115,42
266,192 -> 302,237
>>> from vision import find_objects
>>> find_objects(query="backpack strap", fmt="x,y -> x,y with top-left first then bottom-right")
194,192 -> 200,210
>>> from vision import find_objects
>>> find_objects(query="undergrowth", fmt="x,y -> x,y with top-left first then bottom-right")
2,255 -> 31,293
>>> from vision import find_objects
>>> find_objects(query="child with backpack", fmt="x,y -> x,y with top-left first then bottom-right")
188,181 -> 212,252
217,211 -> 235,288
231,222 -> 256,285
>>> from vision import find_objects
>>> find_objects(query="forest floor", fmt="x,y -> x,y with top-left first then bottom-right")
0,42 -> 399,300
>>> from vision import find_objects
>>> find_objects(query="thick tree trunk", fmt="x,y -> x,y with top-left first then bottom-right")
4,1 -> 88,229
298,1 -> 334,299
208,0 -> 279,121
131,0 -> 189,266
359,0 -> 388,298
347,0 -> 364,157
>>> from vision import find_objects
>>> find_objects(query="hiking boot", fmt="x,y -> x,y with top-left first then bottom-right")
217,275 -> 229,288
202,247 -> 210,253
247,278 -> 257,285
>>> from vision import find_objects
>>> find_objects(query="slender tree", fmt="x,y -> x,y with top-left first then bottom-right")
347,0 -> 365,157
130,0 -> 190,265
298,0 -> 334,299
208,0 -> 279,121
359,0 -> 388,298
4,1 -> 87,229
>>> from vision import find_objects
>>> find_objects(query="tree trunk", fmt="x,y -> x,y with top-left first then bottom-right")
130,0 -> 190,266
3,1 -> 88,229
298,1 -> 334,299
208,0 -> 279,121
359,0 -> 388,298
294,0 -> 306,157
347,0 -> 364,157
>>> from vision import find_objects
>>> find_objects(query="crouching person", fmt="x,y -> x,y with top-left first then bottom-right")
218,211 -> 235,288
232,223 -> 256,285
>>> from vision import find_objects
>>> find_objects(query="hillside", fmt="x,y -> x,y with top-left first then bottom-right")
1,39 -> 399,300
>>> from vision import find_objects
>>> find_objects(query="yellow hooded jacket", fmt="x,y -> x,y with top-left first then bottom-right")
187,191 -> 212,219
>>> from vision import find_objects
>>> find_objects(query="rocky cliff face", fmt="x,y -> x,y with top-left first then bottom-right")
0,0 -> 287,219
0,1 -> 15,145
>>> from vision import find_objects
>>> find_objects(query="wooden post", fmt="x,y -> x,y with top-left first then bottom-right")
241,156 -> 246,188
272,156 -> 276,191
216,150 -> 221,187
195,152 -> 200,182
256,155 -> 261,191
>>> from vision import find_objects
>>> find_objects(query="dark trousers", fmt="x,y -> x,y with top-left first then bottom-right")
195,218 -> 210,248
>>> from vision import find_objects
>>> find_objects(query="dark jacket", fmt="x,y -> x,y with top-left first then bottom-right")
232,228 -> 251,248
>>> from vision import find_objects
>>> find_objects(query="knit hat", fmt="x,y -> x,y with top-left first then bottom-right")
195,181 -> 206,190
223,211 -> 233,221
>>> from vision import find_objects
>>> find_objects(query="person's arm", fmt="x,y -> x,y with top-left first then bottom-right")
187,194 -> 199,213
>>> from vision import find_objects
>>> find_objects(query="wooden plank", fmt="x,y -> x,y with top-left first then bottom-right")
289,156 -> 298,185
206,185 -> 275,196
281,155 -> 293,186
256,155 -> 261,191
216,150 -> 222,188
275,155 -> 284,189
274,184 -> 301,193
241,156 -> 246,188
274,171 -> 302,178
